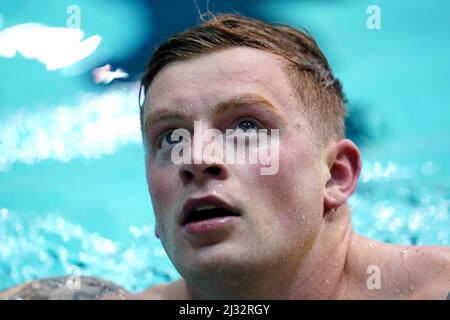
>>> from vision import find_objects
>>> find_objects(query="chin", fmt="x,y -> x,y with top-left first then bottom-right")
180,243 -> 248,274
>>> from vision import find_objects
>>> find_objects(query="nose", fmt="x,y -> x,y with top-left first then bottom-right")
179,139 -> 229,184
178,126 -> 229,184
179,157 -> 229,185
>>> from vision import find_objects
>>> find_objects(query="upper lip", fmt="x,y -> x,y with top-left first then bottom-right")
180,195 -> 240,225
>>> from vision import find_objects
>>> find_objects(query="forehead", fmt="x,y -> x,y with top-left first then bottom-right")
144,47 -> 302,120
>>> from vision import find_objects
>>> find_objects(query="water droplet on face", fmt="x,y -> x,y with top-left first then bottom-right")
334,262 -> 339,267
400,249 -> 409,257
325,279 -> 331,285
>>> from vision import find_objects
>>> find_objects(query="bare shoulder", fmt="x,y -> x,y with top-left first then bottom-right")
347,234 -> 450,299
0,276 -> 129,300
128,279 -> 187,300
406,245 -> 450,299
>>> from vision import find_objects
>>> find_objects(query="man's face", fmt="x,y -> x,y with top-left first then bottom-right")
143,47 -> 328,280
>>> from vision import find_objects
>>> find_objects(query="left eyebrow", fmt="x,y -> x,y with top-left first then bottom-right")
209,94 -> 288,128
213,94 -> 282,118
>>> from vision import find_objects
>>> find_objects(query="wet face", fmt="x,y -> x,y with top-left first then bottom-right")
143,47 -> 328,281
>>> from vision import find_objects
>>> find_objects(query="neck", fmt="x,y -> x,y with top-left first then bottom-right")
286,206 -> 354,299
182,205 -> 357,300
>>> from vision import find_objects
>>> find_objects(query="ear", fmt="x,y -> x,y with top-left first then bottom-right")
324,139 -> 361,211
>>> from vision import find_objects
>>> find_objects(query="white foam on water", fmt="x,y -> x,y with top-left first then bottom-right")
0,209 -> 178,292
0,83 -> 142,171
0,23 -> 101,71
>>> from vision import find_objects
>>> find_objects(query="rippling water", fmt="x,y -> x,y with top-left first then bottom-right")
0,210 -> 179,292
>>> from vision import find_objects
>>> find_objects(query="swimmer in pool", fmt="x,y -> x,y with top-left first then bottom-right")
1,14 -> 449,300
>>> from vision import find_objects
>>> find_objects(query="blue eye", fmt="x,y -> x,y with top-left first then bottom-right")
236,119 -> 257,132
159,130 -> 183,148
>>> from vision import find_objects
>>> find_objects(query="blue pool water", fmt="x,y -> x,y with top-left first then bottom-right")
1,0 -> 449,292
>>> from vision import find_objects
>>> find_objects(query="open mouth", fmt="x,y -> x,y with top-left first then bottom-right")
180,196 -> 241,226
182,205 -> 240,225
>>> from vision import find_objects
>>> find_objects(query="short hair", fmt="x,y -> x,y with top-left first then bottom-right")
140,13 -> 347,148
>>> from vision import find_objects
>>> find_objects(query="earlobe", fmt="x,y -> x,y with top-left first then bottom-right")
324,139 -> 361,211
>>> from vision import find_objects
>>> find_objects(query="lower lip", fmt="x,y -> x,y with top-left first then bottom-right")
183,216 -> 238,234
